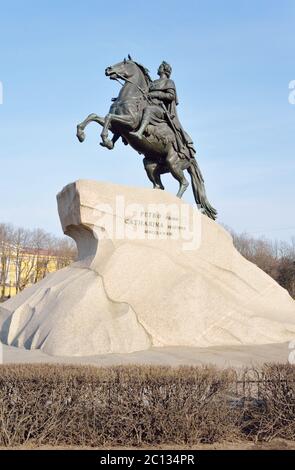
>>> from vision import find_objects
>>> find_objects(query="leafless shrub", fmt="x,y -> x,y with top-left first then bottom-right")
0,363 -> 294,447
240,364 -> 295,442
0,364 -> 238,447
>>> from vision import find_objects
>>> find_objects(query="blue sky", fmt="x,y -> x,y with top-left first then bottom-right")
0,0 -> 294,241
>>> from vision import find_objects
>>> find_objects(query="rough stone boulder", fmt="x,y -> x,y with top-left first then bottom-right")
0,180 -> 295,356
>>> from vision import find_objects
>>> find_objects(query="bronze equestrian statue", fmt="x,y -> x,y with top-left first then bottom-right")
76,56 -> 217,220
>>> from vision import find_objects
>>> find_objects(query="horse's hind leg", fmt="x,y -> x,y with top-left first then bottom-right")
77,113 -> 105,142
166,147 -> 189,198
143,158 -> 165,190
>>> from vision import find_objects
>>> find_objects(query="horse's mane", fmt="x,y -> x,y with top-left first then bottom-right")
131,61 -> 152,86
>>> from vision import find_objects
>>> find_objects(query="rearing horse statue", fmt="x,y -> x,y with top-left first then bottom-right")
76,57 -> 217,220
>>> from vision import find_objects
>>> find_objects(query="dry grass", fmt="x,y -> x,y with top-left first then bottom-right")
0,363 -> 294,447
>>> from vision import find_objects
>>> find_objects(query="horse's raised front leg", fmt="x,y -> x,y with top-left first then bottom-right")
100,132 -> 120,150
101,113 -> 135,148
77,113 -> 105,143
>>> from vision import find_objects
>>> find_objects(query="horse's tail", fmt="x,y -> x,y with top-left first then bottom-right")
187,159 -> 217,220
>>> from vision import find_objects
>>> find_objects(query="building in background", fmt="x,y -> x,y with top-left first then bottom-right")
1,245 -> 74,299
0,224 -> 76,301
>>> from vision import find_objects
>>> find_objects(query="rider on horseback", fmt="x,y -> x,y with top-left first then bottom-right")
76,57 -> 217,220
130,61 -> 195,160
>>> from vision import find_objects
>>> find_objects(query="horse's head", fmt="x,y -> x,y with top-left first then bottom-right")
105,57 -> 151,86
105,58 -> 138,80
